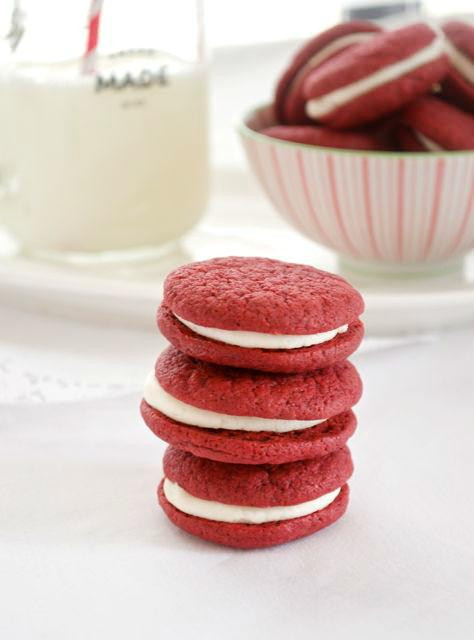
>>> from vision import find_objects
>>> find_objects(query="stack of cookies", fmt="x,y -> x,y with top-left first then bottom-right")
140,257 -> 365,548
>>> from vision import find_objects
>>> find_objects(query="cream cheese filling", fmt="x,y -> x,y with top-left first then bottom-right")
163,478 -> 341,524
306,33 -> 444,118
175,314 -> 349,349
143,372 -> 327,433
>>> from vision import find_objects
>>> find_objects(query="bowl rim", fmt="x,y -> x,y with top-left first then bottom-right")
238,103 -> 474,158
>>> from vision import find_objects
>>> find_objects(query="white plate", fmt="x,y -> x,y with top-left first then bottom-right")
0,170 -> 473,336
1,222 -> 473,336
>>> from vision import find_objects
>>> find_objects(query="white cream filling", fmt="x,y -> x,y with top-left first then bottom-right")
143,372 -> 326,433
444,38 -> 474,84
175,314 -> 348,349
163,478 -> 341,524
290,32 -> 376,90
306,32 -> 445,118
415,131 -> 444,151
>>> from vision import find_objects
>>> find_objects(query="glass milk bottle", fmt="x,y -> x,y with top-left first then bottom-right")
0,0 -> 209,260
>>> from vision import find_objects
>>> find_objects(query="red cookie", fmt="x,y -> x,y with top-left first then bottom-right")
141,348 -> 361,464
141,402 -> 357,465
158,446 -> 353,548
275,21 -> 381,124
158,257 -> 364,373
158,306 -> 364,374
164,445 -> 352,506
399,97 -> 474,151
261,125 -> 386,151
303,23 -> 448,129
159,482 -> 349,549
154,347 -> 362,420
441,21 -> 474,113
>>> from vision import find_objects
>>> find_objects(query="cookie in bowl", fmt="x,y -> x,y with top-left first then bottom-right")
397,97 -> 474,151
303,23 -> 447,128
441,20 -> 474,112
261,124 -> 388,150
275,20 -> 381,124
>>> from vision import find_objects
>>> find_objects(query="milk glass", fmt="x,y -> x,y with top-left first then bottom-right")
0,1 -> 209,260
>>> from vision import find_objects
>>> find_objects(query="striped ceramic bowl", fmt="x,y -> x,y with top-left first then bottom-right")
239,104 -> 474,273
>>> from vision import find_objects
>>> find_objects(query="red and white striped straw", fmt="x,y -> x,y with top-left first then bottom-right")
82,0 -> 103,75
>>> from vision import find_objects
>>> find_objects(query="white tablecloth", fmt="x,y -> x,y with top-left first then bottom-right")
1,307 -> 473,639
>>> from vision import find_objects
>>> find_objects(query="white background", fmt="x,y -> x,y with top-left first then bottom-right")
1,314 -> 473,639
1,2 -> 474,638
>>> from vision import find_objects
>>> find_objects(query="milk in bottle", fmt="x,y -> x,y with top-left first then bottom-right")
0,50 -> 209,254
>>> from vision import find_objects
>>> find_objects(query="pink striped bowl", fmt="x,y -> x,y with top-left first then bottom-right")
239,105 -> 474,273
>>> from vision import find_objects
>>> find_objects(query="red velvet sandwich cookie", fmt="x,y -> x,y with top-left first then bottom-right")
159,445 -> 353,548
157,257 -> 364,373
441,20 -> 474,112
261,124 -> 387,151
399,97 -> 474,151
303,23 -> 448,129
275,21 -> 381,124
141,346 -> 362,465
142,403 -> 357,466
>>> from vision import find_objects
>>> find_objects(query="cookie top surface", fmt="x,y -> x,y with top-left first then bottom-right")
162,256 -> 364,334
155,346 -> 362,420
163,445 -> 353,507
304,23 -> 442,100
401,97 -> 474,150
